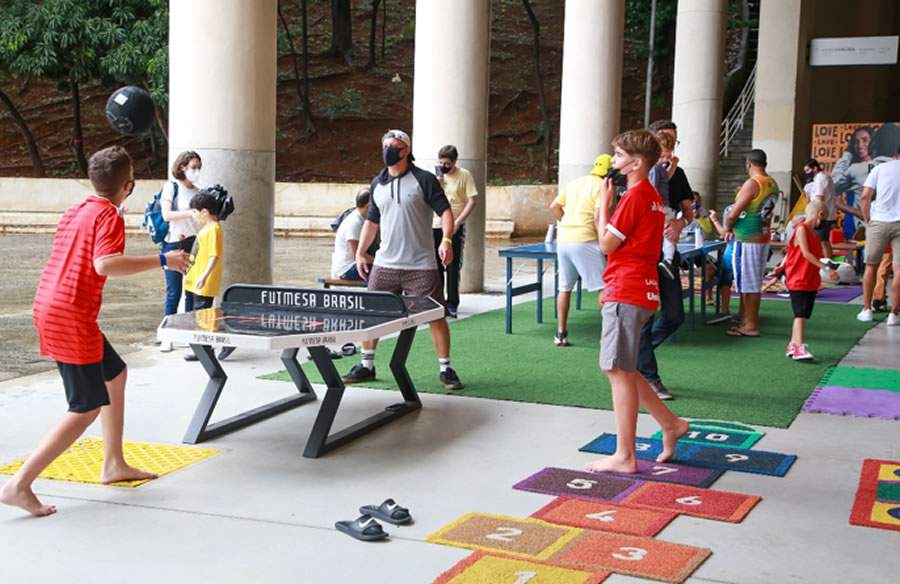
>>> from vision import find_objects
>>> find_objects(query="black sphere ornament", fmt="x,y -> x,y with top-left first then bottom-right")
105,86 -> 155,136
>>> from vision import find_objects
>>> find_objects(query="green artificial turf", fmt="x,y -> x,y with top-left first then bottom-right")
260,294 -> 883,428
819,366 -> 900,393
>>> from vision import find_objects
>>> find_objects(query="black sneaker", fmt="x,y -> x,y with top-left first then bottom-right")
343,364 -> 376,384
873,298 -> 888,313
658,260 -> 676,281
440,367 -> 465,390
649,379 -> 673,400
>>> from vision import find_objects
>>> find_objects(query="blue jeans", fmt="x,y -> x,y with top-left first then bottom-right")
162,237 -> 195,316
637,252 -> 685,383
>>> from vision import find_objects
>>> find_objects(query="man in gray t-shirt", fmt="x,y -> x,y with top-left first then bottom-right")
343,129 -> 464,390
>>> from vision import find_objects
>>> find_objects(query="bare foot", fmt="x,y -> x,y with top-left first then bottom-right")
657,418 -> 690,463
100,463 -> 158,484
0,481 -> 57,517
584,454 -> 638,474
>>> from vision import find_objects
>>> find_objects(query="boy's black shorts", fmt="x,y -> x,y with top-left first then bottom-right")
56,336 -> 126,413
789,290 -> 817,319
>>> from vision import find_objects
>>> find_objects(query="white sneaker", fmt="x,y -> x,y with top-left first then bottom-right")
888,312 -> 899,326
159,341 -> 173,352
857,308 -> 873,322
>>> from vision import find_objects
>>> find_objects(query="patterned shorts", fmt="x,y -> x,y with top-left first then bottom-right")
368,265 -> 446,305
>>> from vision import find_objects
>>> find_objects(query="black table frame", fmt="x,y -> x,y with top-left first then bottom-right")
183,327 -> 420,458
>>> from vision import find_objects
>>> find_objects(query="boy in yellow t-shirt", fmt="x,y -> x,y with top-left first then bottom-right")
184,189 -> 224,308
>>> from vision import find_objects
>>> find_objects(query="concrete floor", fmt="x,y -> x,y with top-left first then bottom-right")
2,289 -> 899,583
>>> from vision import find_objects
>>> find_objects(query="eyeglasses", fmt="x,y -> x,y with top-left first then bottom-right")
674,139 -> 681,146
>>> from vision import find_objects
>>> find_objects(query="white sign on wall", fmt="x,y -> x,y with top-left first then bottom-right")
810,36 -> 898,66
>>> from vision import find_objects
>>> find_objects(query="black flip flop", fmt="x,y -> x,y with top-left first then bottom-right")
359,498 -> 412,526
341,343 -> 357,357
335,514 -> 388,541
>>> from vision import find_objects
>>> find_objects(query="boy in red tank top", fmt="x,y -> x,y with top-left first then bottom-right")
770,200 -> 839,361
584,130 -> 688,475
1,146 -> 189,517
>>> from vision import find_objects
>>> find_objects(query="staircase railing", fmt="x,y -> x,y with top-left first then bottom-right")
720,63 -> 756,157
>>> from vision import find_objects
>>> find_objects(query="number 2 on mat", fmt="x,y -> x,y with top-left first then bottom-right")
513,572 -> 537,584
612,546 -> 648,561
486,527 -> 523,542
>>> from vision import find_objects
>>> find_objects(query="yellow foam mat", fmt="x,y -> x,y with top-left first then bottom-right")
0,437 -> 219,487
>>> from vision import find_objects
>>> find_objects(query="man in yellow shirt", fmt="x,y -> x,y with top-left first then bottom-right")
432,145 -> 479,317
549,155 -> 609,346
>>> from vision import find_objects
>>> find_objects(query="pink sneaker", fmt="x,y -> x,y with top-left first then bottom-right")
792,344 -> 814,361
785,343 -> 796,357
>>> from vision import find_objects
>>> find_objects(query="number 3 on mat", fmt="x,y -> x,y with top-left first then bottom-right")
612,546 -> 648,561
486,527 -> 523,542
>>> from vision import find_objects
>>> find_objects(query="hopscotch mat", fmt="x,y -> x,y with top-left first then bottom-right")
849,459 -> 900,532
432,551 -> 610,584
650,420 -> 764,450
531,498 -> 677,537
580,434 -> 797,477
428,513 -> 710,583
0,437 -> 220,487
622,482 -> 761,523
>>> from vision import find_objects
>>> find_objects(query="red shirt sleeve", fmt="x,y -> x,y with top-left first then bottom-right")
608,190 -> 641,241
94,206 -> 126,260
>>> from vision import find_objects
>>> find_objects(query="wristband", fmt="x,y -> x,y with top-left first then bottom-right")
159,253 -> 167,267
442,237 -> 453,245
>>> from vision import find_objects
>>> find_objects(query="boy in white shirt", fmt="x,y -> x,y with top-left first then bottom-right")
332,188 -> 373,281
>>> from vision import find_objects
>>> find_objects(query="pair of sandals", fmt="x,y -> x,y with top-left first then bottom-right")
328,343 -> 358,360
334,499 -> 412,542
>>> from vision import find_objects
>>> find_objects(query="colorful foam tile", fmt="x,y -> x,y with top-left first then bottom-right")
621,482 -> 761,523
427,513 -> 582,561
532,497 -> 677,537
549,529 -> 712,583
513,467 -> 645,503
0,437 -> 219,487
580,434 -> 797,477
432,552 -> 610,584
819,366 -> 900,393
850,459 -> 900,532
802,385 -> 900,420
601,459 -> 723,488
650,422 -> 763,450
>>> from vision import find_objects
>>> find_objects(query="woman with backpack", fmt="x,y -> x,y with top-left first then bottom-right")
159,151 -> 202,350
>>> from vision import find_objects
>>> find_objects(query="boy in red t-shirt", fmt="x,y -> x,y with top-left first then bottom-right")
584,130 -> 689,475
769,200 -> 839,361
1,146 -> 189,517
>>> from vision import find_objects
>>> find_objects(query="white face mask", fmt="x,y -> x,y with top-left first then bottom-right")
186,168 -> 201,184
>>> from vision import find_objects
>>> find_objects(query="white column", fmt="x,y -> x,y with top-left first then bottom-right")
671,0 -> 727,209
752,0 -> 807,196
558,0 -> 624,188
169,0 -> 277,287
412,0 -> 491,293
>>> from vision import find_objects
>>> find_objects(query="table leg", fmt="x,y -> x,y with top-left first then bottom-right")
183,345 -> 317,444
537,258 -> 544,324
506,257 -> 513,334
688,260 -> 696,330
700,250 -> 708,324
303,328 -> 421,458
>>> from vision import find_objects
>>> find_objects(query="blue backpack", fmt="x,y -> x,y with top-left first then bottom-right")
142,181 -> 178,244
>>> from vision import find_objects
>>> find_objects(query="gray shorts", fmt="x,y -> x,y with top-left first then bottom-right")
599,302 -> 654,372
865,220 -> 900,265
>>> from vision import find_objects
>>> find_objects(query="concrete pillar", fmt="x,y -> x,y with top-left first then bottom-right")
169,0 -> 277,287
558,0 -> 624,188
752,0 -> 808,198
671,0 -> 727,209
412,1 -> 491,293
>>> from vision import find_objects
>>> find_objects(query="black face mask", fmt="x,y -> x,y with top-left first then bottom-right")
608,167 -> 628,187
803,171 -> 815,182
440,164 -> 453,174
383,146 -> 403,166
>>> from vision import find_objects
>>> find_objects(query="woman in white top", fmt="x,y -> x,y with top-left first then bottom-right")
161,151 -> 202,317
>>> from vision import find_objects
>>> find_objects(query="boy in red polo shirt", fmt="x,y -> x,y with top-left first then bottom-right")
584,130 -> 689,474
1,146 -> 189,517
770,200 -> 839,361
